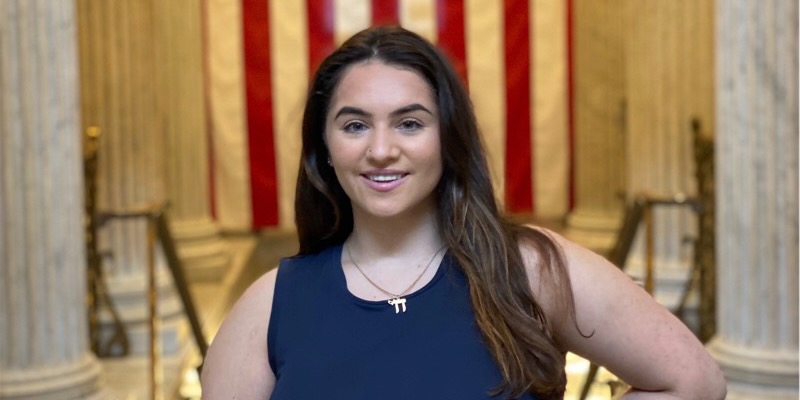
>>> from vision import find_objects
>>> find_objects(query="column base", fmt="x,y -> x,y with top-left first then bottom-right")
172,218 -> 230,282
0,354 -> 102,400
707,337 -> 798,398
565,208 -> 621,254
722,383 -> 798,400
100,343 -> 193,400
97,270 -> 188,357
98,271 -> 196,398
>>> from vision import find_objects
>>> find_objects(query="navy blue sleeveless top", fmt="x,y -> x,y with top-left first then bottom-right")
268,245 -> 540,400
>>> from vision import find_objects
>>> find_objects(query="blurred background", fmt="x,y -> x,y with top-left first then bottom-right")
0,0 -> 797,399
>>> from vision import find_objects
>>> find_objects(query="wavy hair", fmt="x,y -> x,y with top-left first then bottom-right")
294,26 -> 577,399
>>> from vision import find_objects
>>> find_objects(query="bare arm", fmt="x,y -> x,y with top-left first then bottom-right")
525,230 -> 726,400
200,268 -> 278,399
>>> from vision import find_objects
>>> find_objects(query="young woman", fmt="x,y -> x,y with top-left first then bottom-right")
201,26 -> 726,400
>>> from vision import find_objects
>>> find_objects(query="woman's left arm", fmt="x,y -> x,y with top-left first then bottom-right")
527,230 -> 727,400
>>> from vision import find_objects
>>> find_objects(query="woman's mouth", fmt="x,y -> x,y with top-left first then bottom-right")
361,172 -> 408,192
365,173 -> 405,182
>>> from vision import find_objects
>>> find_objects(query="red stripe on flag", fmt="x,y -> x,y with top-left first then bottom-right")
566,0 -> 576,211
503,0 -> 533,213
436,0 -> 468,86
242,0 -> 279,228
307,0 -> 336,77
372,0 -> 399,26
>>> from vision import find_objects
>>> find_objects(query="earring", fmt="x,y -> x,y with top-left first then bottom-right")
327,157 -> 332,166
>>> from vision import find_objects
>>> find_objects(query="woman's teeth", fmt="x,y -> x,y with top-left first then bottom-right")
368,174 -> 403,182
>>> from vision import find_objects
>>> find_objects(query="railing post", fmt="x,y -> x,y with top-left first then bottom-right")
147,215 -> 163,400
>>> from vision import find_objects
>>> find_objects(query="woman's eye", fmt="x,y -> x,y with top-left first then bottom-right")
398,119 -> 423,131
343,121 -> 368,133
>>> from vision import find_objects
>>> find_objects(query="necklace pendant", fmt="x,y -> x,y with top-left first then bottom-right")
388,297 -> 407,313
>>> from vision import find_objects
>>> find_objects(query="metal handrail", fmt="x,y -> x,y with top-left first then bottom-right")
84,127 -> 129,357
98,202 -> 209,398
84,127 -> 208,398
99,204 -> 210,352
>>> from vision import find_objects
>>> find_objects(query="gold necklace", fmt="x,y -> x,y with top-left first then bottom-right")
345,244 -> 446,314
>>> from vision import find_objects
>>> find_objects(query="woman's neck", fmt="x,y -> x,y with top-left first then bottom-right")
347,207 -> 443,261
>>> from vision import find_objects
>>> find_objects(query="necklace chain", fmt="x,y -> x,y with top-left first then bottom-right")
345,244 -> 446,299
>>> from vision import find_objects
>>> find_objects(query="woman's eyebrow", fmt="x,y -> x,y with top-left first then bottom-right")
333,103 -> 434,120
333,106 -> 370,120
390,103 -> 434,117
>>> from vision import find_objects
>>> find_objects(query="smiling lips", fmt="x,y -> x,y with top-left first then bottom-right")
361,171 -> 409,192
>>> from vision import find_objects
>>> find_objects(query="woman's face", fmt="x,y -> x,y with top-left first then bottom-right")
325,60 -> 442,221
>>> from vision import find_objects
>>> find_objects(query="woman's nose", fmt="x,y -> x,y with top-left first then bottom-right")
366,125 -> 399,162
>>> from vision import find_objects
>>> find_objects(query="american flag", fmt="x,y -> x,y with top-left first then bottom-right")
205,0 -> 574,230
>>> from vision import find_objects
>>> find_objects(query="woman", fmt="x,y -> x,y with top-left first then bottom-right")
201,26 -> 726,399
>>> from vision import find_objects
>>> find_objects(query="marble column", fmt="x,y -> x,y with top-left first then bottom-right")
156,0 -> 229,282
0,2 -> 103,398
565,0 -> 626,254
76,0 -> 186,359
622,0 -> 715,329
706,1 -> 799,398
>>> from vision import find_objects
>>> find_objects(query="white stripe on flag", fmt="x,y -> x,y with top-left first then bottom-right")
401,0 -> 437,43
466,0 -> 506,205
271,0 -> 308,230
208,0 -> 252,230
334,0 -> 370,46
532,0 -> 569,217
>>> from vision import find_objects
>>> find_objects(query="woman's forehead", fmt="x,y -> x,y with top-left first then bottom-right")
328,61 -> 436,114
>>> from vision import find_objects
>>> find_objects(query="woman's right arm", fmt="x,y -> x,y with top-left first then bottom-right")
200,268 -> 279,399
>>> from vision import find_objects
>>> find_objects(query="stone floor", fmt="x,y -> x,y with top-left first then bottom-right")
103,227 -> 618,400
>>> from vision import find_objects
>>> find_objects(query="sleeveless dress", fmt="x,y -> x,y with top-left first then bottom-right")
268,245 -> 540,400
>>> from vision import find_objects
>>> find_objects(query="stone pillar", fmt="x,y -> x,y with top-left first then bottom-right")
706,1 -> 799,398
0,2 -> 102,398
565,0 -> 626,254
156,0 -> 229,282
623,0 -> 714,328
76,0 -> 186,359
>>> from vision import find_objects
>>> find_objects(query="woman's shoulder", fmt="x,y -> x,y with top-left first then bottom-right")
516,225 -> 625,311
200,266 -> 279,398
516,225 -> 589,276
514,225 -> 570,283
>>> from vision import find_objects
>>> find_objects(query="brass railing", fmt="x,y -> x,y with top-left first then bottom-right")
690,118 -> 715,343
97,203 -> 209,399
83,128 -> 208,399
84,127 -> 129,357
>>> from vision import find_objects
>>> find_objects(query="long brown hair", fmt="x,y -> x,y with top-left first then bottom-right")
295,26 -> 578,399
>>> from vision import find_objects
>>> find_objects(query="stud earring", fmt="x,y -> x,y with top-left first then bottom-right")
327,157 -> 332,166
